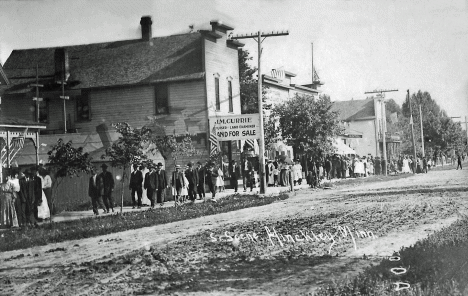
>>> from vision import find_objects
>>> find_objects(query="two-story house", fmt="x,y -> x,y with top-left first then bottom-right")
331,97 -> 401,158
0,17 -> 244,170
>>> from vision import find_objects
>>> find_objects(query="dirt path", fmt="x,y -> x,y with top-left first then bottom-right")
1,168 -> 467,295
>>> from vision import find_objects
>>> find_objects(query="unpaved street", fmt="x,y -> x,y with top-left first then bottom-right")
1,167 -> 467,295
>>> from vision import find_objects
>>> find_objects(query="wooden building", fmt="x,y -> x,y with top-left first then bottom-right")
0,17 -> 244,170
0,17 -> 244,208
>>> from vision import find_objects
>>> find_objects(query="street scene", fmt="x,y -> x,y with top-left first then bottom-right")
1,0 -> 468,295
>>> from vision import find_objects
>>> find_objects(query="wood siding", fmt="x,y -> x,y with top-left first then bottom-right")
204,33 -> 242,118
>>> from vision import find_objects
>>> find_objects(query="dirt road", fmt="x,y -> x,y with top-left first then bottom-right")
1,167 -> 467,295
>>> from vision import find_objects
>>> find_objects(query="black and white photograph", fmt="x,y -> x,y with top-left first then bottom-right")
1,0 -> 468,295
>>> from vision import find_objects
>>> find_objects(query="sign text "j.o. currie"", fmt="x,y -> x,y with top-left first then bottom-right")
210,114 -> 260,141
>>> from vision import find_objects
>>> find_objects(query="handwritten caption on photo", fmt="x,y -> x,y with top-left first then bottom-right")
210,225 -> 377,254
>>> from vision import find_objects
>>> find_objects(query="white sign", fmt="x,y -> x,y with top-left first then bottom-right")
210,114 -> 260,141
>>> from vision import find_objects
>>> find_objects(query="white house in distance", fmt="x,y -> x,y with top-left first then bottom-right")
331,97 -> 401,158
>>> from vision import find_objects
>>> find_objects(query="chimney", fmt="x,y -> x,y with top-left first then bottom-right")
140,16 -> 153,41
54,48 -> 69,84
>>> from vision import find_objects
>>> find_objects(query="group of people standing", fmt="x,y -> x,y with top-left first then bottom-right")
0,166 -> 52,229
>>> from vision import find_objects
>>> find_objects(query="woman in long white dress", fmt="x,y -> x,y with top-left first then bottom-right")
402,156 -> 411,173
37,172 -> 51,220
216,165 -> 224,192
267,162 -> 275,186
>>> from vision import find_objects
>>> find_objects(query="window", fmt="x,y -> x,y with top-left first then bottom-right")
228,80 -> 233,112
76,93 -> 91,121
34,99 -> 49,123
215,77 -> 220,111
155,84 -> 169,114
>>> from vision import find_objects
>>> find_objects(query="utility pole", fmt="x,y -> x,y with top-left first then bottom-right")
419,104 -> 425,157
29,64 -> 43,123
408,90 -> 417,171
364,89 -> 398,175
231,30 -> 289,194
59,63 -> 69,133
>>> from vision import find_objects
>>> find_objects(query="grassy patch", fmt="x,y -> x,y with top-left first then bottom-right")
0,193 -> 289,252
315,216 -> 468,296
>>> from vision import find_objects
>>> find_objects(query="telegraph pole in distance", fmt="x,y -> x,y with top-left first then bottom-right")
59,63 -> 69,133
364,89 -> 398,175
408,90 -> 417,171
419,104 -> 425,157
231,30 -> 289,194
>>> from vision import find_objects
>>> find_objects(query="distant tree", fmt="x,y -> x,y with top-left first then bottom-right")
238,49 -> 270,114
102,122 -> 153,213
47,139 -> 93,215
396,90 -> 466,156
271,93 -> 344,158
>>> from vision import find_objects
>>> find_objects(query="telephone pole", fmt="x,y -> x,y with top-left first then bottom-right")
364,89 -> 398,175
419,104 -> 424,157
231,30 -> 289,194
408,90 -> 417,170
59,63 -> 69,133
29,64 -> 43,123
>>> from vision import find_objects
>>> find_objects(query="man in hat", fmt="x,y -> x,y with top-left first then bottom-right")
144,164 -> 156,208
88,168 -> 106,215
129,163 -> 143,209
99,163 -> 114,213
28,166 -> 43,221
196,161 -> 205,200
229,160 -> 241,192
171,165 -> 185,204
155,162 -> 168,206
185,162 -> 198,203
14,170 -> 27,227
19,169 -> 37,226
242,157 -> 253,192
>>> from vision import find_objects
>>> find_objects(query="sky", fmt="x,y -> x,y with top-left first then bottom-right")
1,0 -> 467,127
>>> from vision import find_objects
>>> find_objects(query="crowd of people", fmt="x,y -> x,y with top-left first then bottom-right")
0,166 -> 52,229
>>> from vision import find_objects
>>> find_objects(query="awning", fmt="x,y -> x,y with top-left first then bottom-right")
333,138 -> 357,155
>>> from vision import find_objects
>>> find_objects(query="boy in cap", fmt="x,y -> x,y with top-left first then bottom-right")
171,165 -> 185,205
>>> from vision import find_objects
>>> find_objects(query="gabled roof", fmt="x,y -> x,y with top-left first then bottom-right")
0,62 -> 9,85
2,32 -> 205,94
331,98 -> 375,121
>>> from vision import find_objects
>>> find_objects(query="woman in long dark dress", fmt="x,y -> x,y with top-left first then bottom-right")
0,175 -> 19,229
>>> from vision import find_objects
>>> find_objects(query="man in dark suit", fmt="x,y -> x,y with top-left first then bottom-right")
99,163 -> 114,213
242,158 -> 253,192
89,168 -> 106,215
19,170 -> 36,226
230,160 -> 241,192
15,171 -> 27,227
29,166 -> 43,221
144,164 -> 156,208
185,162 -> 198,203
155,162 -> 168,206
341,157 -> 347,179
196,162 -> 205,200
129,164 -> 143,209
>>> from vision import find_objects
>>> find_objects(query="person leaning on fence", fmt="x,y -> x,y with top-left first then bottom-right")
88,168 -> 106,215
99,163 -> 115,213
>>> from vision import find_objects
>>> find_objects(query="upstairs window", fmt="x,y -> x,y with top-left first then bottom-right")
155,84 -> 169,114
215,77 -> 220,111
76,93 -> 91,121
228,80 -> 233,112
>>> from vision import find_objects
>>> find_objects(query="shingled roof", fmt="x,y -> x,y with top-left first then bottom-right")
331,98 -> 376,121
2,32 -> 204,94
